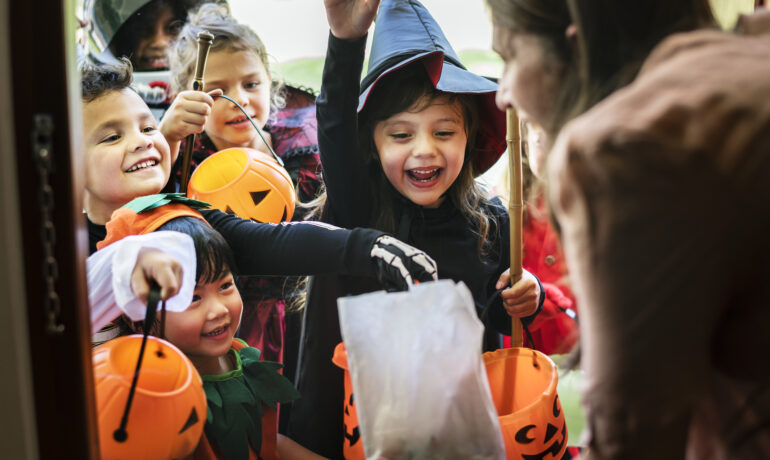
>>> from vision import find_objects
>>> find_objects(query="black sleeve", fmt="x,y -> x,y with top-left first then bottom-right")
202,209 -> 383,277
316,32 -> 372,228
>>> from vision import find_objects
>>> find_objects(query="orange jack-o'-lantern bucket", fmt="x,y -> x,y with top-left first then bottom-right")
483,347 -> 567,460
332,342 -> 365,460
187,147 -> 295,223
93,335 -> 207,460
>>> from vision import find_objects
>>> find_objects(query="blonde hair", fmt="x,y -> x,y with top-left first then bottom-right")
169,2 -> 285,113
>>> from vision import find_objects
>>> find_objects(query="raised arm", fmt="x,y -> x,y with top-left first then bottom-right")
316,0 -> 380,228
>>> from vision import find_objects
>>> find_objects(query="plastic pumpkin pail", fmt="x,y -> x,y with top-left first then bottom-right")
483,347 -> 567,460
93,335 -> 207,460
332,342 -> 365,460
187,147 -> 295,223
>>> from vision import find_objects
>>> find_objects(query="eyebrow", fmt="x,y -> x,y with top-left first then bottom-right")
206,73 -> 262,87
89,112 -> 155,139
382,117 -> 461,127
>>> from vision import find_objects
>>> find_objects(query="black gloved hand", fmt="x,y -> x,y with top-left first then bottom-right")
370,235 -> 438,291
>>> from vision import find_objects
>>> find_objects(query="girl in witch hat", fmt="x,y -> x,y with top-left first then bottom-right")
284,0 -> 547,455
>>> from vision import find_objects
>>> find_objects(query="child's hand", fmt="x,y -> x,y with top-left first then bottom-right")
324,0 -> 380,40
160,89 -> 223,161
496,268 -> 541,318
131,248 -> 184,303
370,235 -> 437,290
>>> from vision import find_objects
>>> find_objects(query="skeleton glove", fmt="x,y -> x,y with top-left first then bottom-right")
370,235 -> 438,291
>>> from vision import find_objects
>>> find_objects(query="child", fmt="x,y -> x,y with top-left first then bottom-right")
284,0 -> 546,455
165,3 -> 321,206
94,200 -> 327,459
81,59 -> 438,344
161,3 -> 324,365
83,0 -> 216,118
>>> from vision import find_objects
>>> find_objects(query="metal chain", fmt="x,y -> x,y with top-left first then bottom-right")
32,114 -> 64,334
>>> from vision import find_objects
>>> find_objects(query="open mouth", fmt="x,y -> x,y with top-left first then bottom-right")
407,167 -> 441,182
202,324 -> 229,338
139,56 -> 169,70
125,159 -> 159,173
226,115 -> 254,126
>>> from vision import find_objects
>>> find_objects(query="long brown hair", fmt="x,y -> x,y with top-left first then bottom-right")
566,0 -> 716,118
487,0 -> 716,134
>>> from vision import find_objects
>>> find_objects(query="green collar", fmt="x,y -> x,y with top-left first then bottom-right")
201,340 -> 300,460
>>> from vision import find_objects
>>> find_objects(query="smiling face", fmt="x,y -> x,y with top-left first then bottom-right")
83,88 -> 171,224
373,95 -> 468,208
202,49 -> 272,151
131,5 -> 184,70
493,24 -> 565,129
165,271 -> 243,375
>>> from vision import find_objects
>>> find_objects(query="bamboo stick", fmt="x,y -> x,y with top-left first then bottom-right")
506,108 -> 524,347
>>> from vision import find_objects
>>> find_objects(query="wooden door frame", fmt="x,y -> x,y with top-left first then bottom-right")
7,0 -> 97,457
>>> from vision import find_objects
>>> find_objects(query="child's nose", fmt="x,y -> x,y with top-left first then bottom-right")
205,301 -> 229,321
234,87 -> 249,107
413,132 -> 437,156
130,132 -> 154,152
150,23 -> 172,48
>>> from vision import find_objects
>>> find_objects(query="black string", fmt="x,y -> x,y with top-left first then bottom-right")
480,287 -> 534,352
113,283 -> 162,443
210,94 -> 284,167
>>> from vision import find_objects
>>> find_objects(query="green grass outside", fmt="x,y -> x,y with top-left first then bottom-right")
274,49 -> 503,93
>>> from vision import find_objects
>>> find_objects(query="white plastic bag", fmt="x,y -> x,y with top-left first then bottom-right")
338,280 -> 506,460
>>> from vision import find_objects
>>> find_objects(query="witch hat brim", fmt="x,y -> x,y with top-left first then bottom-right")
357,0 -> 506,175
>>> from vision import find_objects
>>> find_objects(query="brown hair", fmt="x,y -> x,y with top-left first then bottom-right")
81,57 -> 134,102
487,0 -> 716,134
566,0 -> 716,118
169,2 -> 284,112
486,0 -> 579,138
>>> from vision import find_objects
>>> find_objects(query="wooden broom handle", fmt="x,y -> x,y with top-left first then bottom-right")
506,108 -> 524,347
179,31 -> 214,195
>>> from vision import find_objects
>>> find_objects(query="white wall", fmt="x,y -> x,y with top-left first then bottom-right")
229,0 -> 494,62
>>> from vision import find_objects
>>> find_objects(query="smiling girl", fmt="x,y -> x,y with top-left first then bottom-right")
285,0 -> 547,455
161,3 -> 325,367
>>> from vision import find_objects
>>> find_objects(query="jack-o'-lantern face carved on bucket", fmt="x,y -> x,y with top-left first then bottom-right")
483,347 -> 568,460
513,394 -> 567,459
333,342 -> 366,459
187,147 -> 295,223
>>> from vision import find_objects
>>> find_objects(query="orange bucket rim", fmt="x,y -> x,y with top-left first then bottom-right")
484,347 -> 560,418
96,335 -> 198,399
190,148 -> 254,194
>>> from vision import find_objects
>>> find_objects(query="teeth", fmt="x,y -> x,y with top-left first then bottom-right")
203,325 -> 227,337
408,168 -> 440,182
126,160 -> 157,172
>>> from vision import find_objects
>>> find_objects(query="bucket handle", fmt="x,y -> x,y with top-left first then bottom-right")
480,287 -> 538,369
